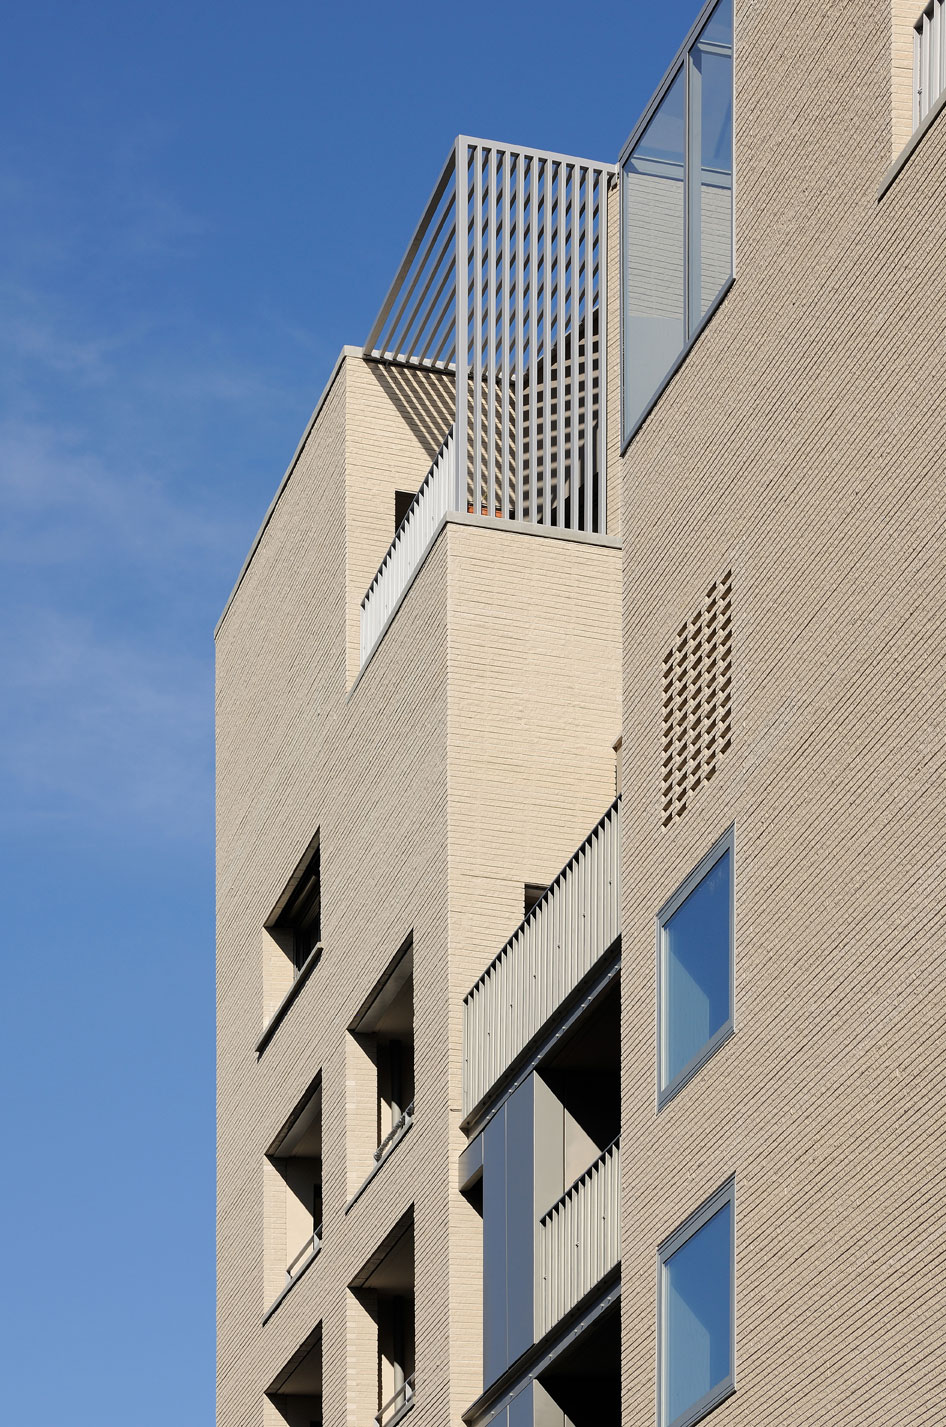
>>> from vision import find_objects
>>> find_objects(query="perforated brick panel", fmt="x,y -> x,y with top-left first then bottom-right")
661,571 -> 732,825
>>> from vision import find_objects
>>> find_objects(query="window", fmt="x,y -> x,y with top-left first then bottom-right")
347,940 -> 415,1200
272,842 -> 321,976
349,1213 -> 415,1427
264,1076 -> 323,1318
620,0 -> 733,442
657,827 -> 733,1106
915,0 -> 946,130
659,1180 -> 734,1427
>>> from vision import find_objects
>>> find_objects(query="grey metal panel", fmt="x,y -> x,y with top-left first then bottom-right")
483,1107 -> 509,1386
505,1076 -> 536,1368
507,1384 -> 531,1427
459,1131 -> 484,1193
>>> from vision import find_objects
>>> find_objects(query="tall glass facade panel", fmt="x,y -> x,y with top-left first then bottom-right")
622,69 -> 685,441
691,0 -> 733,323
661,1198 -> 733,1427
660,842 -> 731,1097
621,0 -> 733,440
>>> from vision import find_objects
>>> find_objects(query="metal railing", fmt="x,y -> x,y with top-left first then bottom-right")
285,1227 -> 322,1287
263,1225 -> 323,1321
360,429 -> 456,666
374,1102 -> 414,1166
537,1138 -> 620,1337
462,799 -> 620,1115
376,1374 -> 415,1427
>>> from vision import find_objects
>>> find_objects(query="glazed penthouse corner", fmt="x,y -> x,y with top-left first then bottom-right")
215,2 -> 946,1427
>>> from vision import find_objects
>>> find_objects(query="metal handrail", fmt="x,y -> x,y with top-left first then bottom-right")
360,428 -> 455,666
374,1102 -> 414,1164
375,1373 -> 415,1427
285,1226 -> 322,1285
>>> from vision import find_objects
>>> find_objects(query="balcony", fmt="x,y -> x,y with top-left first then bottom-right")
361,429 -> 456,664
360,135 -> 615,668
537,1138 -> 621,1337
463,798 -> 620,1116
376,1374 -> 415,1427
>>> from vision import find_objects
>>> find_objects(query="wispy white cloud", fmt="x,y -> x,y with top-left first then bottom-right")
0,418 -> 239,570
0,607 -> 212,838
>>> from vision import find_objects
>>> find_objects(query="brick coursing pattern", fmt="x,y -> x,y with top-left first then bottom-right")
216,353 -> 622,1427
619,1 -> 946,1424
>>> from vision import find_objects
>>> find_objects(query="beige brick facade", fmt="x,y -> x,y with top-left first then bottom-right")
216,350 -> 621,1427
218,3 -> 945,1424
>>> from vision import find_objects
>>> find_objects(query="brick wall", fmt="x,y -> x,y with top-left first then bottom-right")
618,2 -> 946,1423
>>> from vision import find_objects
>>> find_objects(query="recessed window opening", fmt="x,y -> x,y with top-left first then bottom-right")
266,1323 -> 323,1427
351,1216 -> 416,1427
658,828 -> 733,1107
914,0 -> 946,129
620,0 -> 733,442
268,836 -> 322,979
659,1180 -> 734,1427
349,942 -> 415,1179
266,1077 -> 323,1310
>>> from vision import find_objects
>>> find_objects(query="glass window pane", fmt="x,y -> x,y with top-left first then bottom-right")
663,1202 -> 732,1425
699,0 -> 732,48
690,1 -> 733,327
622,67 -> 685,434
662,847 -> 731,1088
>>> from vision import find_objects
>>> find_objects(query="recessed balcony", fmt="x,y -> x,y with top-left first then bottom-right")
462,797 -> 620,1117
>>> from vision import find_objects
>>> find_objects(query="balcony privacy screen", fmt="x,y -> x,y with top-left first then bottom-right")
365,137 -> 615,536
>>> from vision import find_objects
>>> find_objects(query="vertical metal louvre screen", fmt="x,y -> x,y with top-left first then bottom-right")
915,0 -> 946,128
365,137 -> 615,537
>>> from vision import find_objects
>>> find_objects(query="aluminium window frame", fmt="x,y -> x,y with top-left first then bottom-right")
657,1176 -> 736,1427
656,824 -> 734,1110
618,0 -> 735,450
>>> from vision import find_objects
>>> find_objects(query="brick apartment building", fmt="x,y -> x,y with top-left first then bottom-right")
215,2 -> 946,1424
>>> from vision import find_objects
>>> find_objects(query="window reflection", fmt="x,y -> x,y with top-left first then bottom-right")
621,0 -> 733,439
661,846 -> 731,1090
663,1199 -> 732,1426
622,69 -> 685,443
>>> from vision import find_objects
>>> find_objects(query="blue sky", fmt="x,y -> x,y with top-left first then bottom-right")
0,2 -> 698,1420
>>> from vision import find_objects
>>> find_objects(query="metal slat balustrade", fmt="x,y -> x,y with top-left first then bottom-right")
462,798 -> 620,1116
537,1138 -> 621,1337
360,431 -> 456,665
